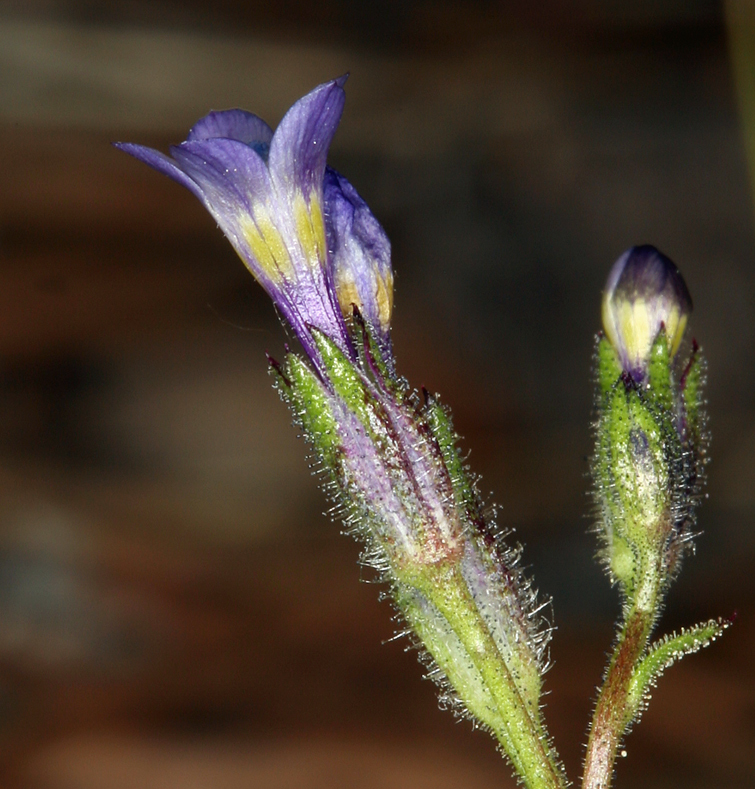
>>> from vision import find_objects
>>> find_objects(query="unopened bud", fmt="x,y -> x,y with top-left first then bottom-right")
602,245 -> 692,380
594,247 -> 705,601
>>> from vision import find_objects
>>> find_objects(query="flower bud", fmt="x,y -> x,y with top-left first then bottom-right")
602,245 -> 692,380
594,248 -> 705,603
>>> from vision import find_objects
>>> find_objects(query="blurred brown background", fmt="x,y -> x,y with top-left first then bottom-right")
0,1 -> 753,787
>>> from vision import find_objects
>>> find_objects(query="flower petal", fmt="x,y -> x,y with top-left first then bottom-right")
268,77 -> 347,197
171,139 -> 351,363
113,142 -> 203,199
169,139 -> 299,286
115,79 -> 358,371
324,168 -> 393,354
187,109 -> 274,156
170,138 -> 272,211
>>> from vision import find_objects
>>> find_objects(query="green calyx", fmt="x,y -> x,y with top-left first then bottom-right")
595,381 -> 669,592
395,561 -> 564,789
593,336 -> 688,597
421,393 -> 550,721
275,328 -> 565,789
594,329 -> 708,608
610,384 -> 669,540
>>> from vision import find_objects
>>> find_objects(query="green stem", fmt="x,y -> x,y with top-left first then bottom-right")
408,563 -> 567,789
582,572 -> 659,789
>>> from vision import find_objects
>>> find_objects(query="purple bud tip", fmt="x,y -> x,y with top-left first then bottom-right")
602,245 -> 693,377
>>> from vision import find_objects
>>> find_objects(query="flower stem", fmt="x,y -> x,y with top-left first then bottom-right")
582,598 -> 656,789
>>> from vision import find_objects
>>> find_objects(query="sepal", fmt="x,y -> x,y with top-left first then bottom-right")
310,326 -> 380,434
646,332 -> 674,414
681,345 -> 706,445
424,392 -> 481,522
282,352 -> 343,469
350,305 -> 399,386
597,335 -> 623,396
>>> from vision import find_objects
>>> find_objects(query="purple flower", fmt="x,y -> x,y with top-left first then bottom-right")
324,170 -> 393,360
116,78 -> 393,371
602,245 -> 692,379
118,78 -> 564,785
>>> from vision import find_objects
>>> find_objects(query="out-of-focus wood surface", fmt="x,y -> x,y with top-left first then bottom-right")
0,2 -> 753,787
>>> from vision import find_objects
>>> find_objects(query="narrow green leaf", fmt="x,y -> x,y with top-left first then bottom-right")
627,617 -> 732,722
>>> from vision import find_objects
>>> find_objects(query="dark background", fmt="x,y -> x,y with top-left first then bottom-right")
0,1 -> 753,787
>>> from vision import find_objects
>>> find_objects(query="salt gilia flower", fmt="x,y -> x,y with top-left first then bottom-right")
115,77 -> 391,373
602,245 -> 692,380
118,79 -> 566,789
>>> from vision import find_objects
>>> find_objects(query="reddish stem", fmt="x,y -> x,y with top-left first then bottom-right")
582,609 -> 653,789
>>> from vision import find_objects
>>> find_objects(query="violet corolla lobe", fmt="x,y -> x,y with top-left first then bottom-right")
115,77 -> 392,373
